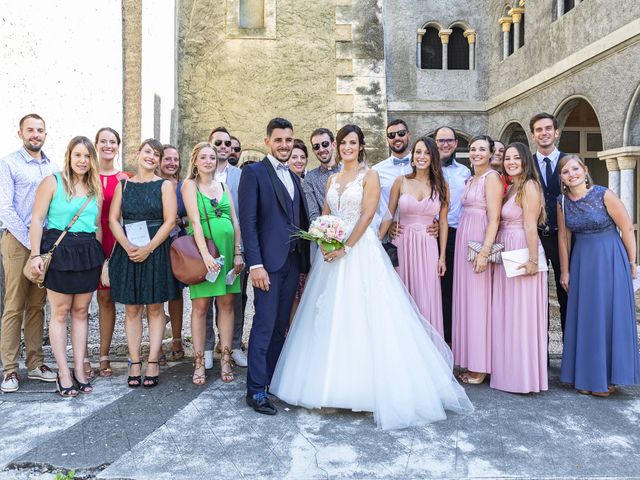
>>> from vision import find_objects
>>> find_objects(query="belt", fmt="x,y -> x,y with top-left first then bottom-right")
123,219 -> 164,228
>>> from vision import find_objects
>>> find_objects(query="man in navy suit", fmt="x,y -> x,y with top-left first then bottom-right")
239,117 -> 310,415
530,112 -> 567,336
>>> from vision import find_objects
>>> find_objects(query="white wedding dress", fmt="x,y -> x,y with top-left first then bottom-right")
270,169 -> 473,430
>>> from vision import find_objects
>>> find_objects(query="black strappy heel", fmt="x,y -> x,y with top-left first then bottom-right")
127,360 -> 142,388
56,373 -> 78,398
143,361 -> 160,388
72,370 -> 93,394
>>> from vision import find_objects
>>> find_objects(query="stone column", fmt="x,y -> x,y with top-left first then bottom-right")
509,8 -> 524,50
499,17 -> 512,60
599,147 -> 640,218
557,0 -> 565,18
122,0 -> 142,171
604,158 -> 621,197
438,29 -> 451,70
619,157 -> 637,218
416,29 -> 425,68
463,29 -> 476,70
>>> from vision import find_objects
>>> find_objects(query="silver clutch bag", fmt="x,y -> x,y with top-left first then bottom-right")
467,240 -> 504,264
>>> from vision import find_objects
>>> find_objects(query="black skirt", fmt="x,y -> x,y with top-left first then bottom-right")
41,229 -> 105,294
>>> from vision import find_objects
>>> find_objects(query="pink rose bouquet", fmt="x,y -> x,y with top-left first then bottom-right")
293,215 -> 347,252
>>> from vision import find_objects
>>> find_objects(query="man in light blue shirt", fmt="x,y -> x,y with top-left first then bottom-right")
0,113 -> 57,392
437,126 -> 471,344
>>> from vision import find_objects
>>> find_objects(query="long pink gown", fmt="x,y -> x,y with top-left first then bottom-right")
491,195 -> 548,393
452,170 -> 497,373
394,193 -> 444,337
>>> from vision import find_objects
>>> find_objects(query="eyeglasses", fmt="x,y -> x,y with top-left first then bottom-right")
312,140 -> 331,151
210,198 -> 222,218
436,138 -> 456,145
231,146 -> 241,153
386,130 -> 407,140
213,140 -> 232,148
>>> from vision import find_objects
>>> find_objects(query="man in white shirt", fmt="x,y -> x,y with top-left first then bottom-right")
205,127 -> 247,368
437,126 -> 471,344
372,119 -> 413,232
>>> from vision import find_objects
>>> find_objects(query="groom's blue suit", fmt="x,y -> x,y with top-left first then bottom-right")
238,157 -> 310,396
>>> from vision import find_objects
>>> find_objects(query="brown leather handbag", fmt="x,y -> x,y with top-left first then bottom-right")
170,186 -> 220,285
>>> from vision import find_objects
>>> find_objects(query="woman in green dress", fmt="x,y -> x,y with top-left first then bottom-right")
182,142 -> 243,385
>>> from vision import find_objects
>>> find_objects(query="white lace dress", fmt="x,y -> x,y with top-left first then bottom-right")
269,170 -> 473,430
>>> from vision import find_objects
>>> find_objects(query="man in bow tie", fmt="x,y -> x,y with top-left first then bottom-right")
372,119 -> 413,232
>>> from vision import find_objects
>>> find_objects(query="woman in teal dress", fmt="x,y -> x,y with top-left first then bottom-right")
182,142 -> 243,385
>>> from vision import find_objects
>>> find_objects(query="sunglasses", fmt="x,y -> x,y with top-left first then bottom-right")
386,130 -> 407,140
312,140 -> 331,151
231,146 -> 241,153
213,140 -> 232,147
210,198 -> 223,218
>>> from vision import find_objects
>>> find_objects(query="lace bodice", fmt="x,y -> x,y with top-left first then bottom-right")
326,170 -> 367,231
559,185 -> 615,234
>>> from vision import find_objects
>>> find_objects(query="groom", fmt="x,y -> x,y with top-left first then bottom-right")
238,117 -> 310,415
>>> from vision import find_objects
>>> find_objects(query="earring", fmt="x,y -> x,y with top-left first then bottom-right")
585,177 -> 590,187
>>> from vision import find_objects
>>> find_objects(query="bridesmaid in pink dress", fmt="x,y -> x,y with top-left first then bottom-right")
452,135 -> 503,384
380,137 -> 449,337
491,143 -> 548,393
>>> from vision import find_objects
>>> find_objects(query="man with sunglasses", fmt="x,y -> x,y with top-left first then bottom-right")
228,136 -> 242,166
436,125 -> 470,345
303,128 -> 338,223
372,119 -> 413,232
204,127 -> 247,368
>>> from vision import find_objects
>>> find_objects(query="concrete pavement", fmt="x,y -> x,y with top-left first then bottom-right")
1,358 -> 640,480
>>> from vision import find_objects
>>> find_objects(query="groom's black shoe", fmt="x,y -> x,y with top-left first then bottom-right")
246,391 -> 277,415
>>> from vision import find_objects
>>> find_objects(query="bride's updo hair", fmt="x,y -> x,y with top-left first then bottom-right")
336,124 -> 366,164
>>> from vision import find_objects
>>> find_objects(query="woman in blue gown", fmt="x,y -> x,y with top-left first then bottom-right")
557,154 -> 640,396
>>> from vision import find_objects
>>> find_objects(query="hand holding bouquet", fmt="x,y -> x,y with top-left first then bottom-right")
293,215 -> 347,252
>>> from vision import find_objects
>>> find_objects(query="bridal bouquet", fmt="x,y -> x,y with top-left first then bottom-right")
293,215 -> 347,252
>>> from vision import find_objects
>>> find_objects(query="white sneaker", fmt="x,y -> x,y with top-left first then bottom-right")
27,365 -> 57,382
231,348 -> 248,367
1,372 -> 19,392
204,350 -> 214,370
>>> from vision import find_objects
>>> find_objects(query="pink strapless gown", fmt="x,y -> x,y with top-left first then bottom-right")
491,196 -> 548,393
394,193 -> 444,337
452,171 -> 496,373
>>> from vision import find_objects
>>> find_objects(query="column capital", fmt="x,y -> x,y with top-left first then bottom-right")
417,28 -> 426,42
508,7 -> 525,23
605,158 -> 620,172
499,16 -> 512,32
463,29 -> 476,44
438,28 -> 452,44
598,146 -> 640,169
518,0 -> 526,6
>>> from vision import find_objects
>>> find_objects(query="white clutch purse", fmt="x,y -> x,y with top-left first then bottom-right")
501,246 -> 549,278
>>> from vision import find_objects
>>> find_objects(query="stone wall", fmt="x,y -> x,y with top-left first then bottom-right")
176,0 -> 388,165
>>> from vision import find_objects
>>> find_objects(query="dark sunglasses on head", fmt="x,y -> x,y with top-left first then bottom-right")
210,198 -> 222,218
386,130 -> 407,140
312,140 -> 331,151
213,140 -> 232,147
231,146 -> 241,153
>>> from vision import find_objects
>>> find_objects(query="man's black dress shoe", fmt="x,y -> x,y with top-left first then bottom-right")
246,392 -> 277,415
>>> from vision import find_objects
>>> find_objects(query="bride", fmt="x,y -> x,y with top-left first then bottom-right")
270,124 -> 473,430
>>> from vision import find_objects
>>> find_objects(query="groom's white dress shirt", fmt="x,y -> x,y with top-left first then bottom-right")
372,154 -> 413,232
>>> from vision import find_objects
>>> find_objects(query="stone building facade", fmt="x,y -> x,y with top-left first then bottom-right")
172,0 -> 640,246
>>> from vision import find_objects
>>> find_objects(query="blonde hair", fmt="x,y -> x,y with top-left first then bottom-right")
557,154 -> 594,193
61,136 -> 102,201
187,142 -> 217,180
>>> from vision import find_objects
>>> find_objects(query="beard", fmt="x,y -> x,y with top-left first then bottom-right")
389,142 -> 407,154
24,140 -> 43,153
228,155 -> 239,166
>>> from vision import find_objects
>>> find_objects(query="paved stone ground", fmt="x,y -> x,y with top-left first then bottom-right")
2,273 -> 640,479
1,359 -> 640,480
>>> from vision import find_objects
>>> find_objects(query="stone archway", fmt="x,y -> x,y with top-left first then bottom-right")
499,120 -> 528,146
554,97 -> 606,187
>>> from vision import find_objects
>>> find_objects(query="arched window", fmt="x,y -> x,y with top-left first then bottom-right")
520,13 -> 525,47
563,0 -> 575,13
447,27 -> 469,70
421,27 -> 442,70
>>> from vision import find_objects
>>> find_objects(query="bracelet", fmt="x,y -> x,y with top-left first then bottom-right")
344,245 -> 352,255
234,253 -> 243,257
528,258 -> 538,265
30,254 -> 41,259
